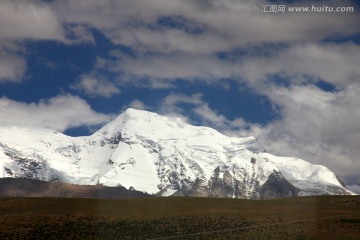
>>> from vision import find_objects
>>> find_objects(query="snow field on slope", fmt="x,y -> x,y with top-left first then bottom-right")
260,153 -> 343,188
98,141 -> 160,193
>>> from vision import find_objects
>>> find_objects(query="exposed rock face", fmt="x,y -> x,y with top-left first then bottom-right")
172,179 -> 209,197
259,171 -> 299,199
173,169 -> 299,199
208,167 -> 234,198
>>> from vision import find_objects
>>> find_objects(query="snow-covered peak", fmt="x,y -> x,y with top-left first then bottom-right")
0,108 -> 354,198
93,108 -> 258,148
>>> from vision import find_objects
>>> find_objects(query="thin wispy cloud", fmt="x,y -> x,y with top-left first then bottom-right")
71,74 -> 121,98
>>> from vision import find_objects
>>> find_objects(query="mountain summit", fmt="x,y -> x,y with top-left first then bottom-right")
0,108 -> 353,199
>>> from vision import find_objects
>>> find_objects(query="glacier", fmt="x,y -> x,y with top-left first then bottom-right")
0,108 -> 354,199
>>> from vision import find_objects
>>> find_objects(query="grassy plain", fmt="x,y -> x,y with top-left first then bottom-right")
0,196 -> 359,239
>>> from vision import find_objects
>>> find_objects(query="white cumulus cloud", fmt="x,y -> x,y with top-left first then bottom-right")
0,0 -> 65,41
0,95 -> 114,131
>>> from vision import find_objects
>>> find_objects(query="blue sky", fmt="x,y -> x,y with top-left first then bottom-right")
0,0 -> 360,190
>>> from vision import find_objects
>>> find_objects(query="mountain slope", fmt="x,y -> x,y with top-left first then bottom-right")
0,178 -> 149,198
0,108 -> 354,199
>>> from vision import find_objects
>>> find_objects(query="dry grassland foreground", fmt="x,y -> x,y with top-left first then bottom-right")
0,196 -> 360,239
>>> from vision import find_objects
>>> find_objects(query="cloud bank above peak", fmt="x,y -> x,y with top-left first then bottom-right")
53,0 -> 359,49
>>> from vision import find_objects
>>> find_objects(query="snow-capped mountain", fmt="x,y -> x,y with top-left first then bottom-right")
0,108 -> 354,199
